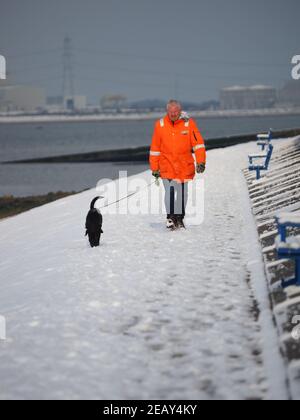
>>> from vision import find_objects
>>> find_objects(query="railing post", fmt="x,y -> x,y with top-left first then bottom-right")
279,224 -> 287,242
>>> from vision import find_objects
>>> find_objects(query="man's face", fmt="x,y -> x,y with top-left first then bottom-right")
167,105 -> 181,122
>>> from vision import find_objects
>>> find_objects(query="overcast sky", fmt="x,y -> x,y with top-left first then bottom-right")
0,0 -> 299,104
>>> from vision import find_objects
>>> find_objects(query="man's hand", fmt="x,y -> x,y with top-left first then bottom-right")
152,170 -> 160,178
196,163 -> 206,174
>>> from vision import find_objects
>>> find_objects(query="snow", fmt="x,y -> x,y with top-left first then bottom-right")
274,296 -> 300,314
276,235 -> 300,250
254,192 -> 300,213
0,139 -> 293,400
253,192 -> 300,219
257,202 -> 300,223
262,245 -> 276,254
249,160 -> 300,189
253,184 -> 300,205
266,259 -> 289,269
249,153 -> 268,159
259,230 -> 278,240
277,212 -> 300,225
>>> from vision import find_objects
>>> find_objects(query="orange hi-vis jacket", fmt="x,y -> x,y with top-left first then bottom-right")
149,115 -> 206,183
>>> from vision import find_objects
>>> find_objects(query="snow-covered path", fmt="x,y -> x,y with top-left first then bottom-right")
0,141 -> 289,400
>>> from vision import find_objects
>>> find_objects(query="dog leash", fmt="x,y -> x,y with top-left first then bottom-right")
99,180 -> 157,209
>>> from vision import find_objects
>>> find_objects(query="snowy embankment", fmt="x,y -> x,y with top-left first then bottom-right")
0,140 -> 292,400
244,137 -> 300,400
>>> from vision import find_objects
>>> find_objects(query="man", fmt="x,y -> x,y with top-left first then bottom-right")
150,100 -> 206,230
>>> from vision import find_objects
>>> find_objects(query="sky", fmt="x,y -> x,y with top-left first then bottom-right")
0,0 -> 299,104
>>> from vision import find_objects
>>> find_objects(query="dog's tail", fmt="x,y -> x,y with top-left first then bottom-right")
90,196 -> 100,210
90,196 -> 103,210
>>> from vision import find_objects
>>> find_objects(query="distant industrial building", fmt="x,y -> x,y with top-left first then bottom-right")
64,95 -> 87,111
0,85 -> 46,112
220,85 -> 277,110
46,95 -> 87,112
101,95 -> 127,111
47,96 -> 64,106
277,80 -> 300,107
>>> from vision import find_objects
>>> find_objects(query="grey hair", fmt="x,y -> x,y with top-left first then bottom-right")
166,99 -> 182,110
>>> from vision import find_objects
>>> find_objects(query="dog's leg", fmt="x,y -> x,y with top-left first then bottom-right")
95,231 -> 101,247
88,233 -> 94,248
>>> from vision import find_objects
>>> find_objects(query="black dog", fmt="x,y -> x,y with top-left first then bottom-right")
85,197 -> 103,247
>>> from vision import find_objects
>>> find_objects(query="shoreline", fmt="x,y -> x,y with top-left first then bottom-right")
1,108 -> 300,124
0,191 -> 80,220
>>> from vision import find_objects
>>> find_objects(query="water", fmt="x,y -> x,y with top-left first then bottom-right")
0,114 -> 299,197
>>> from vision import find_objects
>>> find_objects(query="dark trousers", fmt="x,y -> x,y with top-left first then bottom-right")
163,179 -> 188,219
